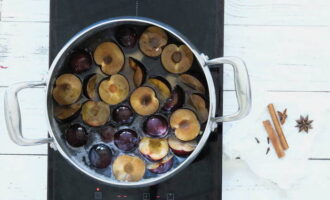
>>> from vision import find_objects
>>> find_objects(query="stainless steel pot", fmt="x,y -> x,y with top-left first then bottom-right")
4,17 -> 251,187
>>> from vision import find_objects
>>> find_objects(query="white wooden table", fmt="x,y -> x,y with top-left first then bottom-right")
1,0 -> 330,199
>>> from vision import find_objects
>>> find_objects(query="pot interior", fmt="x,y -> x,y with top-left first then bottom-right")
47,18 -> 211,186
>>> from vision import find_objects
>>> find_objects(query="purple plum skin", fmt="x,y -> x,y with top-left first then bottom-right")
70,51 -> 92,73
115,26 -> 138,48
149,157 -> 174,174
65,124 -> 88,147
143,115 -> 169,137
170,147 -> 193,157
88,144 -> 112,169
113,106 -> 134,125
114,129 -> 139,151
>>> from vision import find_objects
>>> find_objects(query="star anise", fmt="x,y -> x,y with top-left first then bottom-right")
277,108 -> 288,124
295,115 -> 313,133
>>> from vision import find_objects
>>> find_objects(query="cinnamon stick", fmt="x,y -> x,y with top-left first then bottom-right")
267,104 -> 289,150
263,120 -> 285,158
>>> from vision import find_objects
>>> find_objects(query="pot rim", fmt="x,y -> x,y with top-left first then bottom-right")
45,16 -> 218,187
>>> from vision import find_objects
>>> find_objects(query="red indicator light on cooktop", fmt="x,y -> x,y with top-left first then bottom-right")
156,195 -> 160,198
96,187 -> 100,191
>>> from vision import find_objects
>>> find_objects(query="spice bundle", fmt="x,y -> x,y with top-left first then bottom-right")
263,104 -> 289,158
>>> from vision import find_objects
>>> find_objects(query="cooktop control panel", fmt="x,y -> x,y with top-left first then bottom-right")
93,188 -> 175,200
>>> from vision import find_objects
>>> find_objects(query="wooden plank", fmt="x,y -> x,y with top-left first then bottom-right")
1,0 -> 49,22
223,25 -> 330,91
223,91 -> 330,159
223,159 -> 330,199
0,22 -> 48,86
0,155 -> 47,200
0,0 -> 2,21
0,88 -> 48,155
3,0 -> 330,26
225,0 -> 330,26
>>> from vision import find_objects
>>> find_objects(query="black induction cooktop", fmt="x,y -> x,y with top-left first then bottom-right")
48,1 -> 223,199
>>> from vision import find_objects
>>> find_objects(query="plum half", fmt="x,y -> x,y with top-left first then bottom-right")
128,57 -> 146,87
139,26 -> 168,57
190,94 -> 209,123
89,144 -> 112,169
114,129 -> 139,152
143,115 -> 169,138
162,86 -> 185,112
52,74 -> 82,105
69,50 -> 92,73
139,137 -> 169,161
179,74 -> 205,94
112,155 -> 146,182
65,124 -> 88,147
112,105 -> 134,125
130,87 -> 159,116
98,74 -> 129,105
147,155 -> 174,174
84,74 -> 103,100
168,135 -> 197,156
54,102 -> 81,121
147,77 -> 171,99
170,109 -> 200,141
81,101 -> 110,127
115,26 -> 138,48
161,44 -> 193,74
94,42 -> 124,75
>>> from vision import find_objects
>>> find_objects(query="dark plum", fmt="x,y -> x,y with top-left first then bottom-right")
100,126 -> 116,142
114,129 -> 139,151
89,144 -> 112,169
143,115 -> 169,137
115,26 -> 138,48
162,86 -> 185,112
65,124 -> 88,147
148,155 -> 174,174
112,105 -> 134,125
69,50 -> 92,73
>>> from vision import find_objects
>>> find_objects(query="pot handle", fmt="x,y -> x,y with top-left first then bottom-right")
4,81 -> 53,146
205,56 -> 251,122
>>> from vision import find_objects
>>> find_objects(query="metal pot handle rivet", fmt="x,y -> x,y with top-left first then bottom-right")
4,81 -> 53,146
205,56 -> 252,122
